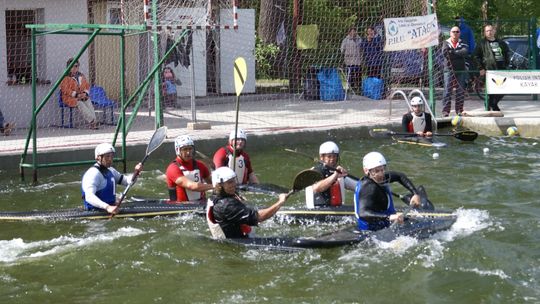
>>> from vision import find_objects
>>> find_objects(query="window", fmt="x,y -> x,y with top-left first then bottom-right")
107,3 -> 122,25
5,9 -> 45,85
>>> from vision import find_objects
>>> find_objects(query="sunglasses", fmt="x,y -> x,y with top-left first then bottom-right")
451,31 -> 460,33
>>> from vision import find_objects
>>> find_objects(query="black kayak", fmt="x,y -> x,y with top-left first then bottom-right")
226,213 -> 457,250
276,205 -> 453,222
0,199 -> 206,221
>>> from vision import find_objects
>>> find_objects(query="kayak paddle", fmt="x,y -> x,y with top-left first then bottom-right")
286,169 -> 324,198
369,128 -> 478,141
111,126 -> 168,218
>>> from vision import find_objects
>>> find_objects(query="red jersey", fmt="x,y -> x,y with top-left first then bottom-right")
166,157 -> 211,202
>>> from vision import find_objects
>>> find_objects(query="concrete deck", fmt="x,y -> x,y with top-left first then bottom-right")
1,93 -> 539,173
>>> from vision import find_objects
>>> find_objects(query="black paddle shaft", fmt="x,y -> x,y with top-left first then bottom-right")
369,128 -> 478,141
112,126 -> 168,218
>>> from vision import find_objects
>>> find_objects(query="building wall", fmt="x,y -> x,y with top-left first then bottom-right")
0,0 -> 89,128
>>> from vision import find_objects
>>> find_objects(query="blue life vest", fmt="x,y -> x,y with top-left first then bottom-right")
354,180 -> 395,231
82,165 -> 116,210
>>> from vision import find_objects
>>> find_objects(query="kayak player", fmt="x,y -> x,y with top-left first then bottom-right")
206,167 -> 288,239
213,129 -> 259,185
353,152 -> 421,231
81,143 -> 143,214
402,97 -> 433,137
166,135 -> 213,202
305,141 -> 357,208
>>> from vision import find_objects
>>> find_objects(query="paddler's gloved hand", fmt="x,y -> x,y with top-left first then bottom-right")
409,194 -> 421,208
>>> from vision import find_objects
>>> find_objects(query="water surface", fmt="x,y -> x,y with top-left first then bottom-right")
1,135 -> 539,303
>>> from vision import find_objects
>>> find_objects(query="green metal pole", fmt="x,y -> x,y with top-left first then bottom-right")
20,29 -> 101,181
531,17 -> 538,101
152,0 -> 162,128
120,30 -> 127,173
427,0 -> 435,115
30,28 -> 38,182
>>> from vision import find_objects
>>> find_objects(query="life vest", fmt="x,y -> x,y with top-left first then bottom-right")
353,179 -> 395,231
168,159 -> 205,202
206,199 -> 226,239
82,164 -> 116,210
305,164 -> 346,208
225,147 -> 248,184
408,112 -> 426,133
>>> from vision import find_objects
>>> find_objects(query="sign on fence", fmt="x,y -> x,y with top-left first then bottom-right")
383,14 -> 439,51
486,70 -> 540,94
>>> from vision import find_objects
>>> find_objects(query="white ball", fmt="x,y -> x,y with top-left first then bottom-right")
483,148 -> 489,154
432,153 -> 439,159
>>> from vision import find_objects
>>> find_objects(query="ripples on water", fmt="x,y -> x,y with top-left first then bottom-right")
0,135 -> 539,303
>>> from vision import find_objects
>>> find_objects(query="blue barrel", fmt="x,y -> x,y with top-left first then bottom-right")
362,77 -> 383,100
317,68 -> 344,101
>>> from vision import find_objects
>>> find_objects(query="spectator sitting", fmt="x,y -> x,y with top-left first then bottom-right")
162,67 -> 180,109
60,58 -> 98,129
0,108 -> 14,136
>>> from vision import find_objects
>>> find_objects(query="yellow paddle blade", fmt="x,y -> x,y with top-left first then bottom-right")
234,57 -> 247,97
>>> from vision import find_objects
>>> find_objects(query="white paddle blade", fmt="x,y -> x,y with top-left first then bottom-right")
234,57 -> 247,97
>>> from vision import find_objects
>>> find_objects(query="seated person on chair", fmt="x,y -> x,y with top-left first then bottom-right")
401,97 -> 433,137
305,141 -> 356,208
60,58 -> 98,129
166,135 -> 213,203
0,108 -> 14,136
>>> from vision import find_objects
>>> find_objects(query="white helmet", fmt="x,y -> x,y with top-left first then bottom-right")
212,167 -> 237,187
229,129 -> 247,141
174,135 -> 194,154
410,96 -> 424,106
363,152 -> 387,170
95,143 -> 115,159
319,141 -> 339,155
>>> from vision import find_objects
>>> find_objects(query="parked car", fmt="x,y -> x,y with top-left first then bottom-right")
502,35 -> 539,69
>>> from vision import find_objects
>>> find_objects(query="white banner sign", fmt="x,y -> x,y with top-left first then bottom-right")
486,70 -> 540,94
383,14 -> 439,51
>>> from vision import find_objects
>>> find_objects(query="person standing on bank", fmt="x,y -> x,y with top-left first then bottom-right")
166,135 -> 213,202
340,27 -> 362,92
354,152 -> 421,231
206,167 -> 288,239
82,143 -> 143,214
305,141 -> 357,208
474,24 -> 510,112
360,26 -> 384,78
442,26 -> 469,117
60,58 -> 98,129
402,97 -> 433,137
213,129 -> 259,185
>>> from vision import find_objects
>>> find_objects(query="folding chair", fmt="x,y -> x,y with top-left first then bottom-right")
89,85 -> 117,125
58,91 -> 74,128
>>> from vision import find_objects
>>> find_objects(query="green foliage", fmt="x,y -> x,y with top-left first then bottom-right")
255,36 -> 280,79
300,0 -> 359,68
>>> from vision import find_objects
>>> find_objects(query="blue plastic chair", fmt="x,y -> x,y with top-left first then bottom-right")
58,91 -> 74,128
89,85 -> 116,125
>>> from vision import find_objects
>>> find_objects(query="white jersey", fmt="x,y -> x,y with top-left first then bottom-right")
411,113 -> 427,133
